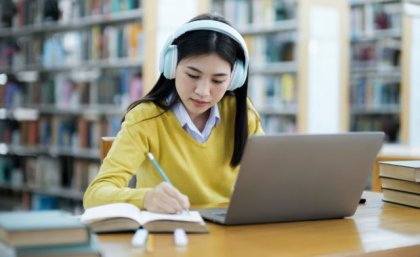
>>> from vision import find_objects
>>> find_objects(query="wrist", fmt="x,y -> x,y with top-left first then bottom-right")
143,189 -> 154,210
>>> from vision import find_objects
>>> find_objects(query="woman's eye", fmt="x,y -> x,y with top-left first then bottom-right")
212,80 -> 224,84
187,74 -> 199,79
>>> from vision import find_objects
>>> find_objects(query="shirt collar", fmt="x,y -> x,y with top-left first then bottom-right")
173,101 -> 221,132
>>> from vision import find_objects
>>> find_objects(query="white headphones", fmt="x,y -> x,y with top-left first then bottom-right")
158,20 -> 249,91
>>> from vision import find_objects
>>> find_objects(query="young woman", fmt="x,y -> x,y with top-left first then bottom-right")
83,13 -> 264,214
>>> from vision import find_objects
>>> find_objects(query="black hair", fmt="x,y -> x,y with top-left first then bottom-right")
124,13 -> 249,167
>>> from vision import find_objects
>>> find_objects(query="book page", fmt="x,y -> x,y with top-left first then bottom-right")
80,203 -> 143,225
139,211 -> 205,225
81,203 -> 205,226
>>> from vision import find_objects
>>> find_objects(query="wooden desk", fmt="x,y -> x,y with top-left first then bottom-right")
371,144 -> 420,192
97,192 -> 420,257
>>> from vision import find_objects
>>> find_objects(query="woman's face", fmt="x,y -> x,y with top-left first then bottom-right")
175,53 -> 231,122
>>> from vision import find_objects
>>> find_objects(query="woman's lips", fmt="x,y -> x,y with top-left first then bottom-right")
191,99 -> 208,108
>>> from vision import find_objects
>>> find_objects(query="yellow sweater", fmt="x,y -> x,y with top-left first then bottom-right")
83,95 -> 264,209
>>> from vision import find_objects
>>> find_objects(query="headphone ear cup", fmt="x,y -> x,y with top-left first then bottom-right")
162,45 -> 178,79
228,60 -> 246,91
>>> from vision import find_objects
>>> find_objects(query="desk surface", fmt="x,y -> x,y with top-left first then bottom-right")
97,192 -> 420,257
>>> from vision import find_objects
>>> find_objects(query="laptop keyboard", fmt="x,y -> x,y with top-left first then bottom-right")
199,208 -> 228,223
201,208 -> 227,216
214,212 -> 226,217
209,208 -> 226,213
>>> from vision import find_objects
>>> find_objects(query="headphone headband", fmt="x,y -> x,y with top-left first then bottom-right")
159,20 -> 249,90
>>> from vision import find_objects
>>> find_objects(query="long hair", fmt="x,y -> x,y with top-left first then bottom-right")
124,13 -> 249,167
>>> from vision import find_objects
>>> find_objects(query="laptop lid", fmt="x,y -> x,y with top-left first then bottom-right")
221,132 -> 384,225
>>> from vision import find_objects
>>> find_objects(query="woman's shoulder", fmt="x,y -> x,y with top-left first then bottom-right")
124,101 -> 166,125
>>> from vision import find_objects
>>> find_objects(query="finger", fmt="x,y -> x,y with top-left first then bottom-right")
181,194 -> 190,209
153,185 -> 185,213
147,193 -> 178,214
160,182 -> 182,197
160,183 -> 188,208
157,193 -> 184,213
152,200 -> 177,213
144,188 -> 176,213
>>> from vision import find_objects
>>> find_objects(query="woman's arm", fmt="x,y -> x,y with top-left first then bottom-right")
83,119 -> 151,209
83,106 -> 190,212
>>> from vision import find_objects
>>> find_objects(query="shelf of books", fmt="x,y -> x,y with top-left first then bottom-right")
212,0 -> 349,134
349,0 -> 420,145
0,0 -> 144,212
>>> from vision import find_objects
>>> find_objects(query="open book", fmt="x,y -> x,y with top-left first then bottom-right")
80,203 -> 208,233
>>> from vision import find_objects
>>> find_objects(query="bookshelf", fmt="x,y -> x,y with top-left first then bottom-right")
0,0 -> 210,212
212,0 -> 349,134
0,0 -> 146,212
349,0 -> 420,145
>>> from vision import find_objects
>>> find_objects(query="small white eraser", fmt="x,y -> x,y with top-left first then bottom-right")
174,228 -> 188,246
132,229 -> 148,247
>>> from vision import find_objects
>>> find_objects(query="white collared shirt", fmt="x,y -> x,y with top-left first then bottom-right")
172,101 -> 220,143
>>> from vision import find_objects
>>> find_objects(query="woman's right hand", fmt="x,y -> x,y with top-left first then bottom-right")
144,182 -> 190,214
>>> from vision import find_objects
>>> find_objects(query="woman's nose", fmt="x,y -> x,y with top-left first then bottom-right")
194,79 -> 211,96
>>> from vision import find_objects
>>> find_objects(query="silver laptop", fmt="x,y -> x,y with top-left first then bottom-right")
199,132 -> 384,225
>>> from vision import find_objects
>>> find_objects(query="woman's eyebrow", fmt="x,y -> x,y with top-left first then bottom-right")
186,66 -> 202,73
186,66 -> 228,77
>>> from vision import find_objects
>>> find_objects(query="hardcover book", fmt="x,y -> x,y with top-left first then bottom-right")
0,234 -> 101,257
379,160 -> 420,182
382,189 -> 420,208
0,210 -> 90,248
380,177 -> 420,194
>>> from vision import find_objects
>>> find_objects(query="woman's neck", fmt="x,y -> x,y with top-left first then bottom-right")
190,109 -> 211,132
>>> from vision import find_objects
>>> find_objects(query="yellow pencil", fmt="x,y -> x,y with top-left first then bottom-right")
146,234 -> 154,252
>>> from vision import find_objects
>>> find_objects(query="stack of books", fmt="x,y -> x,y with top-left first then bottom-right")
0,210 -> 101,257
379,160 -> 420,208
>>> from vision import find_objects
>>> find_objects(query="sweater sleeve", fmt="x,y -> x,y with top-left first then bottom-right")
83,108 -> 153,209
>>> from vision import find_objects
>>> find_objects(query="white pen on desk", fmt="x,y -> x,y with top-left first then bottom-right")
174,228 -> 188,247
131,228 -> 148,248
146,152 -> 190,214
